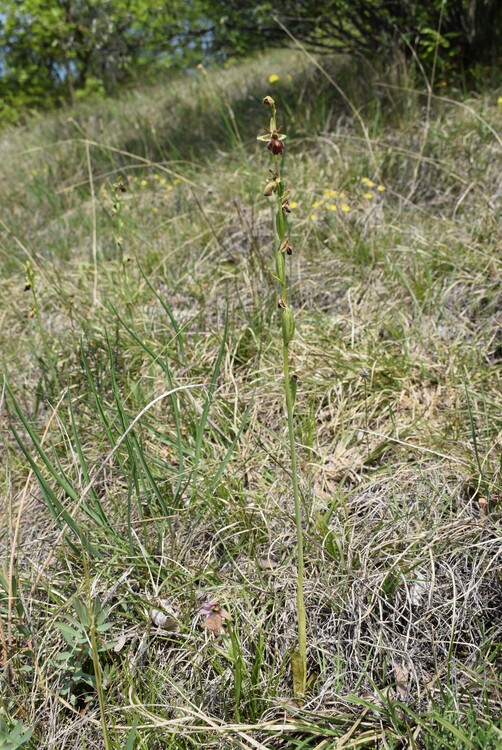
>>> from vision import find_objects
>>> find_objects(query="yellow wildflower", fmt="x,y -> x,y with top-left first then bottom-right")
363,192 -> 374,199
498,96 -> 502,106
324,188 -> 338,198
377,185 -> 386,192
289,201 -> 298,209
327,204 -> 337,211
140,179 -> 147,187
312,200 -> 322,208
361,177 -> 375,187
268,74 -> 280,84
310,213 -> 317,221
341,203 -> 351,213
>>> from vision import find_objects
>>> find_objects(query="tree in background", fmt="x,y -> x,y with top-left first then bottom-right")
1,0 -> 501,121
0,0 -> 209,118
207,0 -> 501,76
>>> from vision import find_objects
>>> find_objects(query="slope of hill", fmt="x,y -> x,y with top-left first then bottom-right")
1,48 -> 501,749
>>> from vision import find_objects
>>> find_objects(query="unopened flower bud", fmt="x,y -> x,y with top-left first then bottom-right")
276,208 -> 286,240
276,250 -> 286,284
282,306 -> 295,346
263,179 -> 278,197
282,200 -> 291,213
263,96 -> 275,107
280,237 -> 293,255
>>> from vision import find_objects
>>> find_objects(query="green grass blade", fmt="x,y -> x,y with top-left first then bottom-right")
10,424 -> 101,558
67,393 -> 112,531
136,260 -> 187,365
108,302 -> 187,499
191,302 -> 229,496
208,399 -> 253,494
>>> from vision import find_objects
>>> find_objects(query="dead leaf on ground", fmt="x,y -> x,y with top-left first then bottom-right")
259,555 -> 278,570
392,660 -> 409,700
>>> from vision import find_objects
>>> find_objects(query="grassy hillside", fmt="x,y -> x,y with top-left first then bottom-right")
1,48 -> 501,749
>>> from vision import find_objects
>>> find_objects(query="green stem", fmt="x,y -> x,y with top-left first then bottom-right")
89,612 -> 112,750
282,342 -> 306,693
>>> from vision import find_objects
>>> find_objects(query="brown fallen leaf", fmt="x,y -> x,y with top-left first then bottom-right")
258,555 -> 278,571
392,660 -> 409,700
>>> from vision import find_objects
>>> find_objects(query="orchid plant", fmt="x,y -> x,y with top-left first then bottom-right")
257,95 -> 306,697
